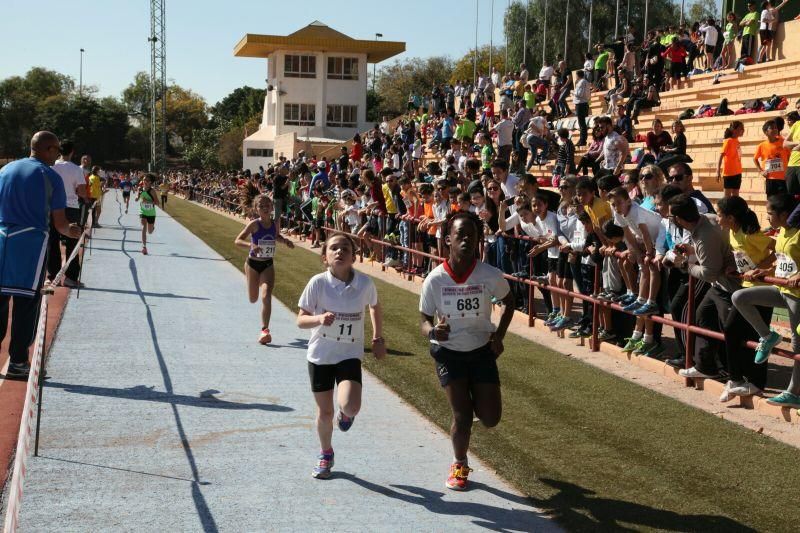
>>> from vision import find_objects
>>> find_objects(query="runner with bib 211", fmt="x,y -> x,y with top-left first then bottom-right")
234,194 -> 294,345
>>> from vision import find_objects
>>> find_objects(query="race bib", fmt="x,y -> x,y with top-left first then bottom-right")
256,238 -> 275,259
733,249 -> 757,274
320,312 -> 364,344
766,158 -> 784,173
775,253 -> 797,279
440,285 -> 486,319
141,202 -> 154,211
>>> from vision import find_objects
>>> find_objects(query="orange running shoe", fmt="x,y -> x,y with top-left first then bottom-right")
445,462 -> 472,491
259,328 -> 272,345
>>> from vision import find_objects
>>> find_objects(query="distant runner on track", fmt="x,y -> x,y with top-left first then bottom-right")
234,194 -> 294,344
419,211 -> 515,491
120,174 -> 133,213
296,232 -> 386,479
136,174 -> 159,256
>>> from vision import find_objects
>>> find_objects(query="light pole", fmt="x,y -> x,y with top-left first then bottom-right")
523,0 -> 529,66
373,33 -> 382,91
79,48 -> 85,97
473,0 -> 479,87
489,0 -> 494,73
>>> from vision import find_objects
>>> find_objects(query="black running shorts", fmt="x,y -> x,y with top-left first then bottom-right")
430,342 -> 500,388
308,358 -> 362,393
247,257 -> 273,273
140,215 -> 155,224
723,174 -> 742,190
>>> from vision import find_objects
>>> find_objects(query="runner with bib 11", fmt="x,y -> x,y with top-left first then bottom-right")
296,232 -> 386,479
419,211 -> 515,491
136,174 -> 160,255
235,194 -> 294,345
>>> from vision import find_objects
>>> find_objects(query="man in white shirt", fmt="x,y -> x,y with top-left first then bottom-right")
519,63 -> 529,83
525,111 -> 551,170
490,67 -> 500,87
491,109 -> 514,162
380,116 -> 391,136
573,70 -> 591,146
48,141 -> 87,286
490,159 -> 519,200
595,116 -> 629,176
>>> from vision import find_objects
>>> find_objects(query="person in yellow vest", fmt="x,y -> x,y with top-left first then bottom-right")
88,165 -> 104,228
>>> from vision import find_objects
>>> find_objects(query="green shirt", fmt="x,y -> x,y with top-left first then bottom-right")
724,22 -> 736,43
481,145 -> 494,169
595,51 -> 609,71
742,12 -> 759,36
139,188 -> 156,217
459,119 -> 477,141
523,91 -> 535,109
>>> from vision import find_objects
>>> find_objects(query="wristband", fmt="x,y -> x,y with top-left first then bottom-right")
428,328 -> 437,340
372,337 -> 384,344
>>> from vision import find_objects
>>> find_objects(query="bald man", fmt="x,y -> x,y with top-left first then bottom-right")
0,131 -> 81,379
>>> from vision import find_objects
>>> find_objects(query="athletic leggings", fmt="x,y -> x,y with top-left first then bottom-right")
732,286 -> 800,395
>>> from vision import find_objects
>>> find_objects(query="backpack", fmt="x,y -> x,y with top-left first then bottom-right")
764,94 -> 782,111
699,107 -> 717,118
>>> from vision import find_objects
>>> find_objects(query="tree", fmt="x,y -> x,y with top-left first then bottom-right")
373,56 -> 454,117
450,45 -> 507,84
688,0 -> 718,23
210,86 -> 266,127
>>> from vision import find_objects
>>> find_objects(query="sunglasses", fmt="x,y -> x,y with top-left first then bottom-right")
667,173 -> 685,182
641,173 -> 654,180
487,187 -> 500,191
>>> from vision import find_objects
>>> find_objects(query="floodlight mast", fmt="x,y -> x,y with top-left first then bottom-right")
149,0 -> 167,173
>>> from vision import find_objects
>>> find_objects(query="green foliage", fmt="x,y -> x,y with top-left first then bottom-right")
688,0 -> 718,22
210,86 -> 266,127
373,56 -> 454,117
450,45 -> 508,83
366,88 -> 384,123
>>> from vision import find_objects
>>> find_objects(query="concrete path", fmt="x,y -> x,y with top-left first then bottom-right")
18,193 -> 558,532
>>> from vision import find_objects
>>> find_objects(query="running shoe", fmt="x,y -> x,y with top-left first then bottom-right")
259,328 -> 272,345
636,342 -> 664,358
5,362 -> 30,379
336,410 -> 355,432
621,337 -> 643,353
765,391 -> 800,408
544,313 -> 562,327
618,293 -> 638,306
678,366 -> 719,379
595,291 -> 613,301
622,300 -> 643,312
632,302 -> 659,316
445,462 -> 473,491
552,317 -> 574,332
384,257 -> 402,268
719,380 -> 736,402
312,452 -> 335,479
142,246 -> 148,255
754,330 -> 781,364
597,329 -> 616,342
729,381 -> 762,397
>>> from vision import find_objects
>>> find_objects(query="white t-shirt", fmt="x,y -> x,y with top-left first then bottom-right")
500,173 -> 519,198
536,211 -> 561,259
760,9 -> 775,30
493,119 -> 514,147
539,65 -> 554,81
297,270 -> 378,365
52,159 -> 85,209
613,201 -> 663,243
420,261 -> 511,352
701,24 -> 719,46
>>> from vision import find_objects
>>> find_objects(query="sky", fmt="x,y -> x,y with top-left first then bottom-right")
1,0 -> 508,106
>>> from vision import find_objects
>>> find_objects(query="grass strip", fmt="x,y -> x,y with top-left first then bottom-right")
166,196 -> 799,532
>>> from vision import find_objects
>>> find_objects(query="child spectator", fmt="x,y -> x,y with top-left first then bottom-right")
597,221 -> 626,342
753,119 -> 790,196
564,210 -> 600,338
528,191 -> 562,325
554,128 -> 576,182
550,177 -> 580,331
479,132 -> 495,171
717,120 -> 745,198
661,37 -> 687,91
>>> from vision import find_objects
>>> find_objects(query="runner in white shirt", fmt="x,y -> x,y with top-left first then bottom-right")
419,211 -> 514,491
234,194 -> 294,345
49,141 -> 87,287
297,232 -> 386,479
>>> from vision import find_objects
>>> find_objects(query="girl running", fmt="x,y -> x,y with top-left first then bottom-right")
419,211 -> 515,491
234,194 -> 295,345
136,174 -> 160,255
297,232 -> 386,479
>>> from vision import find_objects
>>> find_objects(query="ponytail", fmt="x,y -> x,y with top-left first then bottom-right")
723,127 -> 734,139
717,196 -> 761,234
724,120 -> 744,139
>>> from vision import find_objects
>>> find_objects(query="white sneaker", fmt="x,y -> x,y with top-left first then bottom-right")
383,258 -> 401,268
719,380 -> 736,402
729,381 -> 762,397
678,366 -> 717,379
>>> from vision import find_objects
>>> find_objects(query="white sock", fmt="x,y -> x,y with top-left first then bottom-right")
636,297 -> 646,304
643,334 -> 654,343
631,330 -> 643,340
647,299 -> 657,306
